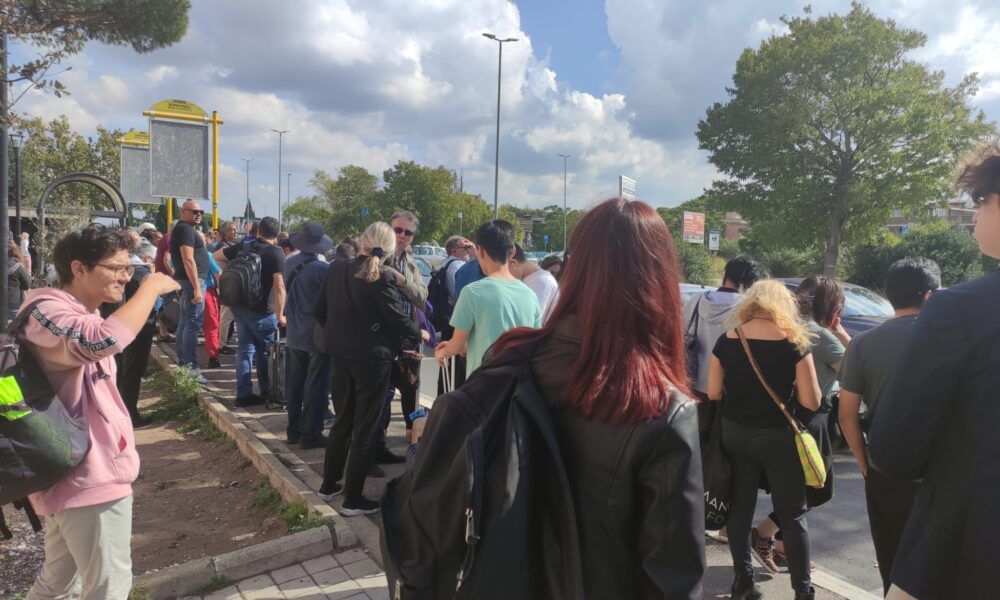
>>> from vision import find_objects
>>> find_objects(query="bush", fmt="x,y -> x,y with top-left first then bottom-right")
675,240 -> 717,285
718,238 -> 742,260
757,248 -> 821,279
849,225 -> 984,289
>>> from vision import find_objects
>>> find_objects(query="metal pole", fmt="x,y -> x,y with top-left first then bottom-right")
13,136 -> 22,240
212,111 -> 219,229
493,42 -> 502,219
286,173 -> 292,208
1,30 -> 8,326
241,157 -> 255,215
271,129 -> 288,226
558,154 -> 569,251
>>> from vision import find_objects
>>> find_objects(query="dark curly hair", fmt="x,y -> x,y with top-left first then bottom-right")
956,140 -> 1000,206
53,225 -> 133,285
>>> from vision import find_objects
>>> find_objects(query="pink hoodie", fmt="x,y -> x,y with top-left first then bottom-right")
23,288 -> 138,517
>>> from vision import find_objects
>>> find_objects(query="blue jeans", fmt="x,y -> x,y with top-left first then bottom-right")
285,347 -> 331,444
176,280 -> 207,369
234,309 -> 278,399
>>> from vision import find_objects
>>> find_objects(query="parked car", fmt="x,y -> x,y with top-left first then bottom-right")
779,278 -> 893,336
413,255 -> 432,287
413,245 -> 447,269
680,283 -> 711,305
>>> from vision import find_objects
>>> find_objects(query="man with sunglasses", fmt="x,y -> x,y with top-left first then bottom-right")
170,199 -> 210,369
371,211 -> 429,466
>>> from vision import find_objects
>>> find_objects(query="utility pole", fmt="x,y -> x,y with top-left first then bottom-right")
241,157 -> 255,217
1,29 -> 10,326
557,153 -> 570,251
270,129 -> 289,225
483,33 -> 518,219
11,133 -> 23,241
286,173 -> 292,211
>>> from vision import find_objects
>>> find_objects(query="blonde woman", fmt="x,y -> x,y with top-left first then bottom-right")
706,280 -> 822,600
313,222 -> 420,515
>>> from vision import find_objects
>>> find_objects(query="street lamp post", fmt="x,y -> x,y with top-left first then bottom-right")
483,32 -> 518,219
270,128 -> 289,226
241,157 -> 255,215
286,173 -> 292,210
557,153 -> 569,251
11,133 -> 23,240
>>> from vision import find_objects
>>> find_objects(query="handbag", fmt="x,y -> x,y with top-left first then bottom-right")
736,327 -> 827,489
683,294 -> 705,383
701,398 -> 731,530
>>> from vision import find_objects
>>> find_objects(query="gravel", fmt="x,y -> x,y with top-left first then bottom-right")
1,505 -> 45,599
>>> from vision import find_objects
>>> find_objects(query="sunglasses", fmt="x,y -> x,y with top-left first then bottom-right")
184,209 -> 205,216
393,226 -> 415,237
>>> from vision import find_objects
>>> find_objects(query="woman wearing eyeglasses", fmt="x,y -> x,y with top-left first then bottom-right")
23,226 -> 180,599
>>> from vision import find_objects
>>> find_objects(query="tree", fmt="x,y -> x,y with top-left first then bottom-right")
381,161 -> 458,244
657,196 -> 726,244
848,222 -> 983,289
697,3 -> 994,276
3,0 -> 190,115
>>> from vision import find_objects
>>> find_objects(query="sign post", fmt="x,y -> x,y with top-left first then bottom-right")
708,229 -> 721,252
143,99 -> 223,229
682,211 -> 706,244
119,130 -> 156,223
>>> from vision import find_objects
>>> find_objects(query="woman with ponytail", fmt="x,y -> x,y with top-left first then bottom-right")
313,222 -> 420,515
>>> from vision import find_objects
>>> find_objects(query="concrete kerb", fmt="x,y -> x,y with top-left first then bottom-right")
135,527 -> 334,600
149,344 -> 358,550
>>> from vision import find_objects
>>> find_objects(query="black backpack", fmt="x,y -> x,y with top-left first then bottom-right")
427,257 -> 460,334
0,300 -> 92,537
379,344 -> 583,599
218,240 -> 263,309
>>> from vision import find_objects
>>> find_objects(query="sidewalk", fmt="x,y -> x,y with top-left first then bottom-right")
167,340 -> 871,600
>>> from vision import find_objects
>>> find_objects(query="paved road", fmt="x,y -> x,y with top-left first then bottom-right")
418,357 -> 882,594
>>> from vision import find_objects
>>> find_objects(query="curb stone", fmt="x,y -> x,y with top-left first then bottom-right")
149,345 -> 357,549
134,527 -> 333,600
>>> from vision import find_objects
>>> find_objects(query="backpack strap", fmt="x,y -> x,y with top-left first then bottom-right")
286,256 -> 317,291
5,299 -> 47,336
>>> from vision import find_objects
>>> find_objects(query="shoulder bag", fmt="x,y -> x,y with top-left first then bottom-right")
736,327 -> 827,489
683,293 -> 706,383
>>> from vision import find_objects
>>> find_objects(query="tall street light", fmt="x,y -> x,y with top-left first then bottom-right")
11,133 -> 23,241
241,157 -> 255,217
557,153 -> 570,251
270,128 -> 289,226
286,173 -> 292,209
483,32 -> 518,219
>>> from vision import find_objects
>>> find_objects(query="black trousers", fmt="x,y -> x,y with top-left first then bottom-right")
323,358 -> 392,502
866,465 -> 918,596
117,322 -> 156,425
285,347 -> 330,444
722,418 -> 812,594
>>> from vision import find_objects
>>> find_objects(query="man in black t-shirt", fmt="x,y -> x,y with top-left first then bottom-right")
214,216 -> 287,406
171,199 -> 210,369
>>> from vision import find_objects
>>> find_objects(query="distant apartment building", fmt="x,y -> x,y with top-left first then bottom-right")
885,199 -> 975,235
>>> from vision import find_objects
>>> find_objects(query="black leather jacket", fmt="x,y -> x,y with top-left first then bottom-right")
530,316 -> 706,599
313,258 -> 419,362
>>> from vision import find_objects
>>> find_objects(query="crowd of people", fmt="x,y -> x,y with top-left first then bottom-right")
6,142 -> 1000,598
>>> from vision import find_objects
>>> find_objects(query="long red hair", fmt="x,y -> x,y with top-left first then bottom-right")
493,197 -> 688,423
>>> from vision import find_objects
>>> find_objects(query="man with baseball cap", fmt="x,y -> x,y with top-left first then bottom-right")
283,222 -> 334,448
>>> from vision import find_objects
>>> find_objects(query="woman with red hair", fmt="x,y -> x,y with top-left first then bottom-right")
491,197 -> 705,597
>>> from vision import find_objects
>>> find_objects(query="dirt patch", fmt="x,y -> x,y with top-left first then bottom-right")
131,416 -> 285,574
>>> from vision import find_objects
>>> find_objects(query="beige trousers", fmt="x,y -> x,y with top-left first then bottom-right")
27,496 -> 133,600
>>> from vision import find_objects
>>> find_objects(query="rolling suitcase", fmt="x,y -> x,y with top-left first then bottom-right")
266,329 -> 286,410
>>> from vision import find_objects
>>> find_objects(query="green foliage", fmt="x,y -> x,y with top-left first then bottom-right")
756,248 -> 823,278
249,476 -> 283,512
510,205 -> 584,251
280,501 -> 330,534
848,223 -> 984,289
196,576 -> 232,595
718,238 -> 742,260
674,239 -> 717,285
5,1 -> 190,115
657,196 -> 727,243
127,584 -> 151,600
146,366 -> 221,440
697,2 -> 995,275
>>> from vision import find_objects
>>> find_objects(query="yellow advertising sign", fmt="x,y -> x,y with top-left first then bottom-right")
149,99 -> 207,118
121,129 -> 149,146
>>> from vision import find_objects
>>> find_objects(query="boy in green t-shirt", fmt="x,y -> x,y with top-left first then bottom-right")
435,220 -> 541,374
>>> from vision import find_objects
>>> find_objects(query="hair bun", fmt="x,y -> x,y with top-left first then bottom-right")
371,247 -> 385,258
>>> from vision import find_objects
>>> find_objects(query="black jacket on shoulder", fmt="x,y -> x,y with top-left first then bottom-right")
381,325 -> 705,600
870,270 -> 1000,599
313,259 -> 419,362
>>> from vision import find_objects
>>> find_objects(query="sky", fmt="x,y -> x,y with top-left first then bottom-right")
10,0 -> 1000,224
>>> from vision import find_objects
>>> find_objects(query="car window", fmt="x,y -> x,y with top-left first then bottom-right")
842,287 -> 894,317
414,256 -> 432,277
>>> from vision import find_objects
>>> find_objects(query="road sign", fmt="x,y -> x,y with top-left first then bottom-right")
708,230 -> 721,251
682,211 -> 705,244
543,234 -> 549,245
618,175 -> 637,200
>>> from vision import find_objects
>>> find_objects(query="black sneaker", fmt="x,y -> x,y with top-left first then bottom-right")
207,357 -> 222,369
317,482 -> 342,502
375,448 -> 406,464
340,497 -> 380,516
235,394 -> 265,407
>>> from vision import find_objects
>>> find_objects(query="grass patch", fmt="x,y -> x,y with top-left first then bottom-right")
248,476 -> 282,512
196,576 -> 232,595
128,584 -> 151,600
281,500 -> 330,534
147,366 -> 222,440
239,458 -> 252,470
276,454 -> 294,468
